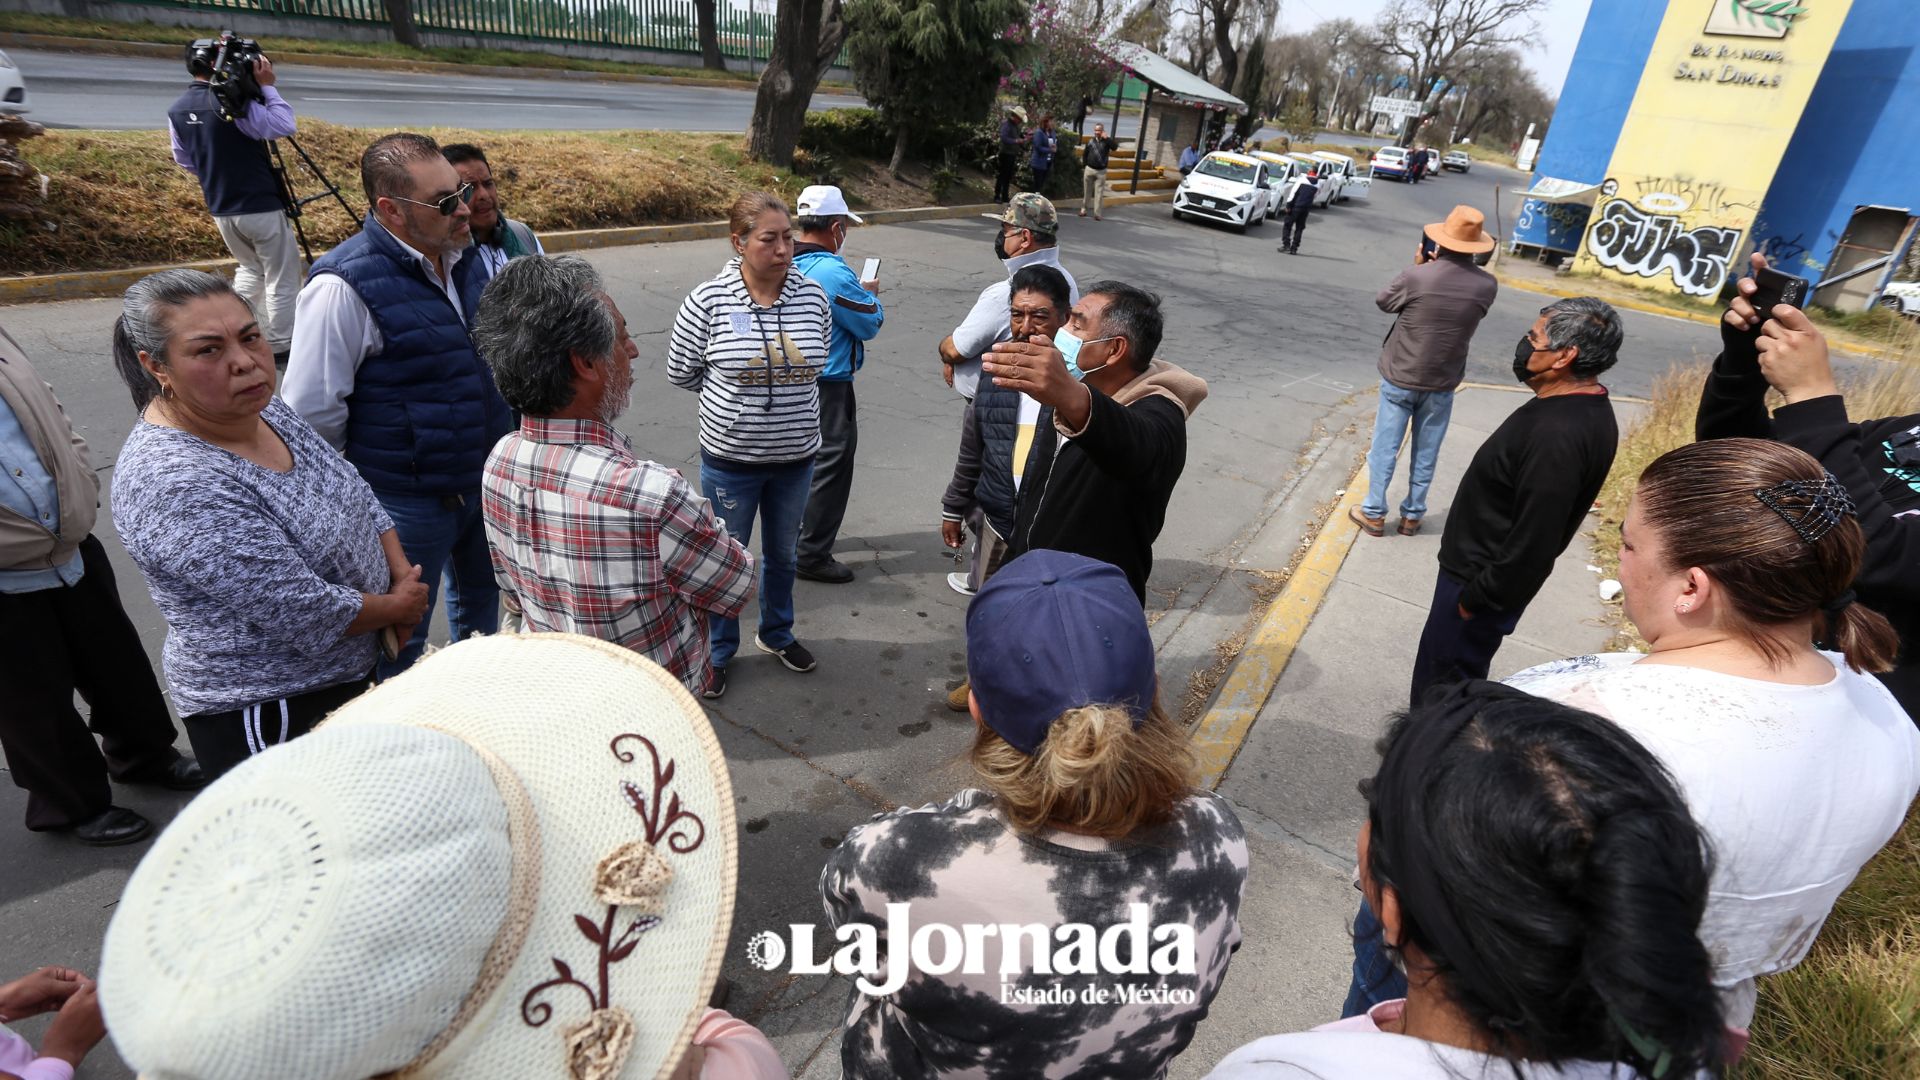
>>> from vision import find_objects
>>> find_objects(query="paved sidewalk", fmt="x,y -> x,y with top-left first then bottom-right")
1171,384 -> 1645,1075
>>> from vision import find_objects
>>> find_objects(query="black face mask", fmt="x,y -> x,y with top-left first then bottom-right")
993,229 -> 1010,261
1513,334 -> 1538,383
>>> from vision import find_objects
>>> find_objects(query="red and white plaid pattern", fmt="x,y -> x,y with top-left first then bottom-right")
482,418 -> 754,690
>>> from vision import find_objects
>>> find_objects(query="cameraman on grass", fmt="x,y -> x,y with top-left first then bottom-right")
167,41 -> 299,366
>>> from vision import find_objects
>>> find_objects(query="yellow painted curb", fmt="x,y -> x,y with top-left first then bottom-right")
0,193 -> 1173,304
1489,268 -> 1902,362
1191,463 -> 1369,790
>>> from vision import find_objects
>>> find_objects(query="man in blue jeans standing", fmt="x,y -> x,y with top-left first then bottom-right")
1350,205 -> 1497,539
286,132 -> 511,674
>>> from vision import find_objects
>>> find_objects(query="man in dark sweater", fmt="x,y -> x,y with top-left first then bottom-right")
1276,170 -> 1319,255
1409,296 -> 1623,706
980,281 -> 1209,604
1697,252 -> 1919,720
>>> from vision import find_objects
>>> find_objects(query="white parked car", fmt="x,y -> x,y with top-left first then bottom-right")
0,50 -> 29,115
1878,280 -> 1920,318
1311,152 -> 1370,203
1171,152 -> 1273,233
1442,150 -> 1472,172
1370,146 -> 1410,181
1249,151 -> 1309,205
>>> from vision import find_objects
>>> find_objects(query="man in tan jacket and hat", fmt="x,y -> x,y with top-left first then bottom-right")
0,329 -> 202,846
1351,204 -> 1499,539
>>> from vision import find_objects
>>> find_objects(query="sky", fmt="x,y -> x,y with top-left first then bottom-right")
1272,0 -> 1595,97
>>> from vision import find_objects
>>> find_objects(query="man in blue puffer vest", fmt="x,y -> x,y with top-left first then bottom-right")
284,132 -> 512,674
792,185 -> 884,584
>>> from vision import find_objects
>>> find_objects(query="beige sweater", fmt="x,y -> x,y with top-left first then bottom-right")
0,328 -> 98,574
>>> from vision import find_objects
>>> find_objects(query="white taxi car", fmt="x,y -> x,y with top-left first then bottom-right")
0,50 -> 29,115
1879,280 -> 1920,318
1172,152 -> 1273,233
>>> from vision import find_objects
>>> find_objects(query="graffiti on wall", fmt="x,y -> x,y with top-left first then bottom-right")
1585,199 -> 1743,296
1514,198 -> 1593,254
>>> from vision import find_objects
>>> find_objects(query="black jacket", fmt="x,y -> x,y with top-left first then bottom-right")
941,380 -> 1057,541
1007,362 -> 1207,603
1697,322 -> 1920,719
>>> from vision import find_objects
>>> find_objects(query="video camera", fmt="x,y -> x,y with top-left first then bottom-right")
185,31 -> 266,122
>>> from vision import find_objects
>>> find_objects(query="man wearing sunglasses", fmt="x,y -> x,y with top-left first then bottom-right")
285,131 -> 512,675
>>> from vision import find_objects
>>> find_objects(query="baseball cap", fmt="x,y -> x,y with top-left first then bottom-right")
100,634 -> 738,1080
981,192 -> 1059,236
966,551 -> 1158,755
795,184 -> 863,224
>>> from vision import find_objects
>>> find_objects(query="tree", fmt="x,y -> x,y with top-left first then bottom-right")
747,0 -> 849,167
844,0 -> 1029,175
1231,33 -> 1267,136
384,0 -> 421,48
694,0 -> 726,71
1370,0 -> 1547,144
1001,3 -> 1125,132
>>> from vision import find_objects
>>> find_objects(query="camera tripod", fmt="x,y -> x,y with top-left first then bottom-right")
266,135 -> 356,264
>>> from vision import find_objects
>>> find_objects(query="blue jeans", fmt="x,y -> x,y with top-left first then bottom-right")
700,452 -> 814,668
374,488 -> 500,677
1343,897 -> 1408,1017
1362,380 -> 1455,520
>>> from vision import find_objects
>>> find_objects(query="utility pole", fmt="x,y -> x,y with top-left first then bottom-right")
1448,85 -> 1471,146
1327,66 -> 1346,131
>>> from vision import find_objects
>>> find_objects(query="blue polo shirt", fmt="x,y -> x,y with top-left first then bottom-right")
0,394 -> 83,593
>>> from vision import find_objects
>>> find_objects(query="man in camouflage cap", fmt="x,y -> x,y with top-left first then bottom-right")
935,192 -> 1081,602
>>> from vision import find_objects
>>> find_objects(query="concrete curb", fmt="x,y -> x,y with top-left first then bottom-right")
1190,461 -> 1369,789
1490,267 -> 1903,362
0,192 -> 1175,304
0,31 -> 787,92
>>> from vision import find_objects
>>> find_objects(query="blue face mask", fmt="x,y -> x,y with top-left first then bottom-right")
1053,327 -> 1117,380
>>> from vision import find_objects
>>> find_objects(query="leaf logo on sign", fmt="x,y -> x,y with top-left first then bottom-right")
1705,0 -> 1805,38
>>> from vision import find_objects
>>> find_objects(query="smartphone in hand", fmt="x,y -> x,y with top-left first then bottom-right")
1750,265 -> 1810,315
861,258 -> 881,282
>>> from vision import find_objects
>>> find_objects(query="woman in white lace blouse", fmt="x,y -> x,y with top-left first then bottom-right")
1506,437 -> 1919,1038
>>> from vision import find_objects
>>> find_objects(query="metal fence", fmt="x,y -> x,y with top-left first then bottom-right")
130,0 -> 797,61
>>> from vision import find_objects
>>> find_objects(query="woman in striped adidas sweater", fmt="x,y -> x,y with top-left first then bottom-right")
668,191 -> 834,699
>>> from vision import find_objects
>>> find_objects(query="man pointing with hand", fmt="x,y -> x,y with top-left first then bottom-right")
981,281 -> 1208,603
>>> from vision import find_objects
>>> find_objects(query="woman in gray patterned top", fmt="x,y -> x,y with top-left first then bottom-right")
821,550 -> 1248,1079
109,270 -> 429,778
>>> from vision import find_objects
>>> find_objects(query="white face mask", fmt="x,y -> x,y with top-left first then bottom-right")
1053,328 -> 1118,380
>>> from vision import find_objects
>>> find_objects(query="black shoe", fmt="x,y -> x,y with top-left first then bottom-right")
71,806 -> 153,847
120,755 -> 208,792
754,635 -> 817,673
701,666 -> 728,700
796,559 -> 855,584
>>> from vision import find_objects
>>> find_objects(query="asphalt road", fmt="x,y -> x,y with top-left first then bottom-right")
0,163 -> 1721,1077
6,46 -> 865,131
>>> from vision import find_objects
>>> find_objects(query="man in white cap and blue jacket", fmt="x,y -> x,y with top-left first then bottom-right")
793,185 -> 885,584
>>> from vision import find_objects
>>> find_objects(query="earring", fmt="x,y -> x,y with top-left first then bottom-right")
1678,602 -> 1692,614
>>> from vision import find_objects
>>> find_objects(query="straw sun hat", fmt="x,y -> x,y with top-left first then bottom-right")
1423,204 -> 1496,254
98,634 -> 738,1080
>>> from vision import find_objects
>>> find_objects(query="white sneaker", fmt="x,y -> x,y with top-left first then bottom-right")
946,571 -> 977,597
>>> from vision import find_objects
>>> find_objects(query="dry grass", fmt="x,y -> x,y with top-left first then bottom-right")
1737,806 -> 1920,1080
1588,350 -> 1920,1078
2,121 -> 967,275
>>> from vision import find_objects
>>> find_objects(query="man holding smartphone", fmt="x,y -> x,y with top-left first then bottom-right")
1697,252 -> 1920,719
793,185 -> 885,584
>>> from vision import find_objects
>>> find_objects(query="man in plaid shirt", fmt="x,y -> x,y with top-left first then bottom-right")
473,255 -> 754,690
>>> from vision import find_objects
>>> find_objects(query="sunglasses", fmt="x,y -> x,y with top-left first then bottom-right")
389,182 -> 475,217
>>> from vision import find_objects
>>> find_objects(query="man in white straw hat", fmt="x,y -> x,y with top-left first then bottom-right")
99,633 -> 788,1080
1352,204 -> 1498,541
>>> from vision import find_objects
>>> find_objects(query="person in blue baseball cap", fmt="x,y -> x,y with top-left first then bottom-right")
819,549 -> 1250,1079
